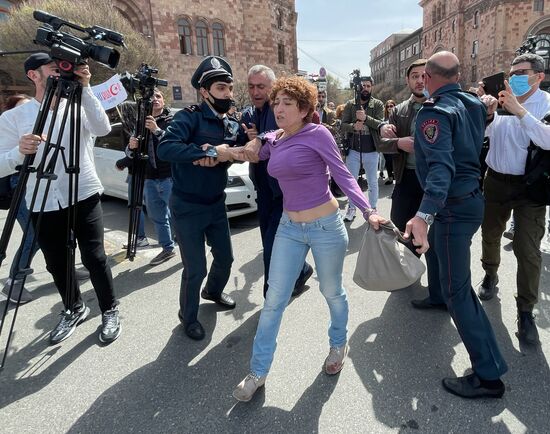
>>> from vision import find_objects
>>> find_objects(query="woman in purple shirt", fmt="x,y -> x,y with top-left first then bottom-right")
232,76 -> 387,402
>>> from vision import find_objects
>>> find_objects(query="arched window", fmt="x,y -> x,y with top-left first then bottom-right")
473,11 -> 480,28
276,9 -> 283,29
534,0 -> 545,12
178,18 -> 192,55
196,20 -> 209,56
212,22 -> 225,56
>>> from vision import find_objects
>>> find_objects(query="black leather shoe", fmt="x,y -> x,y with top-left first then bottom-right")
517,311 -> 540,345
201,290 -> 236,309
411,297 -> 447,311
442,373 -> 505,399
184,321 -> 205,341
477,274 -> 498,301
293,263 -> 314,295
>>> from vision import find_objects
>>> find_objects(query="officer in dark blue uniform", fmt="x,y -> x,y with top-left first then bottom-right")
405,52 -> 508,398
158,56 -> 243,341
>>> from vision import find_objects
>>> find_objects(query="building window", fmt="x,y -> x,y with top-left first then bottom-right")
196,20 -> 209,56
432,8 -> 436,25
424,35 -> 427,46
412,43 -> 418,55
452,18 -> 456,33
177,18 -> 192,55
276,8 -> 283,29
438,28 -> 442,41
406,46 -> 411,58
473,11 -> 480,28
472,40 -> 479,55
400,49 -> 405,61
471,65 -> 477,82
278,43 -> 285,64
212,22 -> 225,56
534,0 -> 544,11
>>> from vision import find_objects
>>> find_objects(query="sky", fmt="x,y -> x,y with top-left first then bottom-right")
295,0 -> 423,85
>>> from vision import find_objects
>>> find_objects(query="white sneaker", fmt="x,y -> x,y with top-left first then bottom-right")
343,207 -> 356,222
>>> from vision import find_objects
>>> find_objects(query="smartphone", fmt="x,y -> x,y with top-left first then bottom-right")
482,72 -> 506,99
482,71 -> 512,116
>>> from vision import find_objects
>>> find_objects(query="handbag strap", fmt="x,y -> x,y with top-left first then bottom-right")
370,221 -> 408,242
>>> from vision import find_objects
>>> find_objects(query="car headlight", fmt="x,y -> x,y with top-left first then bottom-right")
227,176 -> 245,187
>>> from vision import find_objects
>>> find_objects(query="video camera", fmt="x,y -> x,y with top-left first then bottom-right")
120,64 -> 168,99
33,10 -> 125,71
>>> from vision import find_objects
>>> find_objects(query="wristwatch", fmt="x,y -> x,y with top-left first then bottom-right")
205,145 -> 218,159
415,211 -> 434,225
153,128 -> 163,137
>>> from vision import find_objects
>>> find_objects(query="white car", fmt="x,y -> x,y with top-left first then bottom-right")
93,123 -> 257,218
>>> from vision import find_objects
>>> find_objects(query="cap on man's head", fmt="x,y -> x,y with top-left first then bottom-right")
24,52 -> 54,74
191,56 -> 233,89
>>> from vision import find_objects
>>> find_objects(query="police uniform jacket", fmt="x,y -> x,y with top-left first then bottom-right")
157,101 -> 242,205
414,83 -> 486,216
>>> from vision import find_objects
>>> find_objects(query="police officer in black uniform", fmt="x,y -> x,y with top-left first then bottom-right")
405,52 -> 508,398
158,56 -> 243,340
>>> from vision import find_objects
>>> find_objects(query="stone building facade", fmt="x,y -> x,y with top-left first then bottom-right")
370,29 -> 423,101
420,0 -> 550,89
0,0 -> 298,107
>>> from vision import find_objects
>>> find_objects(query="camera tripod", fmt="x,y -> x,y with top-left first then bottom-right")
0,68 -> 84,369
126,92 -> 153,261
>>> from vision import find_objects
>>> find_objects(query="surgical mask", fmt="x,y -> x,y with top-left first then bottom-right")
208,93 -> 233,113
509,74 -> 533,97
422,89 -> 430,99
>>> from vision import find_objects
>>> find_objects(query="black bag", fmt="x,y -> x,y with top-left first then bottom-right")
0,175 -> 13,210
524,113 -> 550,205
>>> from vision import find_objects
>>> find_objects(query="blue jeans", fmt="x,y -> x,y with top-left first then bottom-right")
9,175 -> 39,280
144,178 -> 174,251
345,149 -> 379,209
250,210 -> 349,377
126,175 -> 146,239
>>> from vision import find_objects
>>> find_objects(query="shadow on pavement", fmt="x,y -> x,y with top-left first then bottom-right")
67,310 -> 339,433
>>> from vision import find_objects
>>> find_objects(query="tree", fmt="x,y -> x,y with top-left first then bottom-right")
325,74 -> 352,106
0,0 -> 162,98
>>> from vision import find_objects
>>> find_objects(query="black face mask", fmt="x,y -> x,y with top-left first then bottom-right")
208,93 -> 233,113
360,91 -> 371,101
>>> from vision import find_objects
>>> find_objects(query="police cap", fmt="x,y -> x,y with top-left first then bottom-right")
191,56 -> 233,89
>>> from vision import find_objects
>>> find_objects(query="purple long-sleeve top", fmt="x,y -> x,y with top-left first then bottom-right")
259,123 -> 372,213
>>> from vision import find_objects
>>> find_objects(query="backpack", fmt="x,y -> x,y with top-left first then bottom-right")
523,113 -> 550,205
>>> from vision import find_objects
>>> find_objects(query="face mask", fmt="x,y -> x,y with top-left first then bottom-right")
422,89 -> 430,99
208,93 -> 233,113
509,74 -> 533,97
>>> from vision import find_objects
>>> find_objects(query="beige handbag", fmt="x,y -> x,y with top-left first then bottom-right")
353,221 -> 426,291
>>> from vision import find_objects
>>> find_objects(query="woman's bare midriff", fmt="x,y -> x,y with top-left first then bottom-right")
286,197 -> 340,223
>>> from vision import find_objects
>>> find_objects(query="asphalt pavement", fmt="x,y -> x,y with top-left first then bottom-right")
0,181 -> 549,434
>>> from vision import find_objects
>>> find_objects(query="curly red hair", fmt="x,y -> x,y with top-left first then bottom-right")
269,76 -> 317,123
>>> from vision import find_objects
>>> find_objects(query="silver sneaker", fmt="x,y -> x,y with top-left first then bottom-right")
233,372 -> 266,402
99,308 -> 121,344
343,207 -> 356,222
324,344 -> 349,375
2,280 -> 33,304
50,304 -> 90,345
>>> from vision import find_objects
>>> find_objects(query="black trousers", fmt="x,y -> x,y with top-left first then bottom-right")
31,193 -> 116,313
171,196 -> 233,324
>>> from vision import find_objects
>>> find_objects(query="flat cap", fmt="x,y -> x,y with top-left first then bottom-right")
191,56 -> 233,89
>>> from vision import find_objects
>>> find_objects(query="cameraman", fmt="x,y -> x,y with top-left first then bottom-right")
0,53 -> 120,345
478,53 -> 550,345
127,88 -> 176,266
340,76 -> 384,222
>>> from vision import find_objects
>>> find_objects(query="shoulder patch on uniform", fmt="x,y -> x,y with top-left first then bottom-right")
183,104 -> 201,113
421,119 -> 439,143
423,96 -> 440,106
